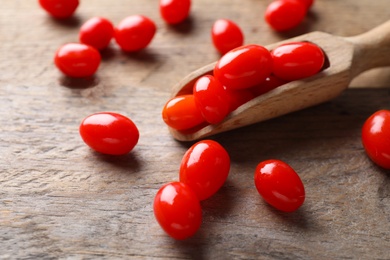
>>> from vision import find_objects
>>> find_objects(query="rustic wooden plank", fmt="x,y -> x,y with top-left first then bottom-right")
1,0 -> 389,259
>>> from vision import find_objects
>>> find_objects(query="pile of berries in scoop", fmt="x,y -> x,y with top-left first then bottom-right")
162,41 -> 326,131
39,0 -> 390,241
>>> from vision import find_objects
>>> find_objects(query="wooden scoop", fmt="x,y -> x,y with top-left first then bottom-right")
169,20 -> 390,141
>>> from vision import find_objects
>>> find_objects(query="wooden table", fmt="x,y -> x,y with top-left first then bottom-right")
1,0 -> 389,259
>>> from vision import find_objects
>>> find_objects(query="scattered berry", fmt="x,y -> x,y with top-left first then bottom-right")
38,0 -> 79,19
153,181 -> 202,240
254,159 -> 305,212
79,112 -> 139,155
212,19 -> 244,54
79,17 -> 114,50
264,0 -> 307,31
180,140 -> 230,200
362,109 -> 390,169
160,0 -> 191,24
115,15 -> 156,52
54,43 -> 101,78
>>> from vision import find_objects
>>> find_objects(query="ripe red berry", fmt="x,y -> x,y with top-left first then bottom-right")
79,17 -> 114,50
114,15 -> 156,52
160,0 -> 191,24
180,140 -> 230,201
362,110 -> 390,169
162,95 -> 205,131
214,44 -> 273,90
271,42 -> 325,81
153,182 -> 202,240
225,88 -> 255,113
297,0 -> 314,10
79,112 -> 139,155
54,43 -> 101,78
264,0 -> 307,31
193,75 -> 230,124
38,0 -> 79,19
254,159 -> 305,212
249,74 -> 288,97
212,19 -> 244,54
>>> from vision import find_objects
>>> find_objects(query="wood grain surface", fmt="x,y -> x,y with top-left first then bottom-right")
1,0 -> 389,259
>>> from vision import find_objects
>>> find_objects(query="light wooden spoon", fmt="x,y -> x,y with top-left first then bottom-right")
168,20 -> 390,141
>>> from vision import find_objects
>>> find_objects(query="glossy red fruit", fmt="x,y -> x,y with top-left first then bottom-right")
79,17 -> 114,50
214,44 -> 273,90
38,0 -> 79,19
154,182 -> 202,240
79,112 -> 139,155
54,43 -> 101,78
362,110 -> 390,169
298,0 -> 314,9
193,75 -> 230,124
114,15 -> 156,52
264,0 -> 307,31
225,88 -> 255,113
212,19 -> 244,55
271,42 -> 325,81
249,74 -> 287,97
180,140 -> 230,201
160,0 -> 191,24
254,159 -> 305,212
162,95 -> 205,131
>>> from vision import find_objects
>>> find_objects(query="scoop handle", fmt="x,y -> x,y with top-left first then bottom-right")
347,19 -> 390,77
